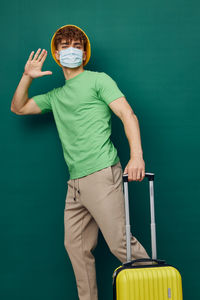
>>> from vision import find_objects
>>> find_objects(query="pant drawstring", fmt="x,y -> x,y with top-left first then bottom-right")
73,180 -> 75,201
77,179 -> 80,198
73,178 -> 80,201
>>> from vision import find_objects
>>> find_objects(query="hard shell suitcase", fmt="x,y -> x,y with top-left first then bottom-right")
112,172 -> 183,300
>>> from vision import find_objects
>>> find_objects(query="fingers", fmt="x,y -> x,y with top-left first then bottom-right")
136,169 -> 141,181
33,48 -> 42,61
127,168 -> 137,181
138,169 -> 145,182
32,48 -> 47,61
28,51 -> 35,61
127,168 -> 145,182
40,50 -> 48,63
27,48 -> 48,66
38,49 -> 48,63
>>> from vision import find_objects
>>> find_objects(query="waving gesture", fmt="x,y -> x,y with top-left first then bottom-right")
24,48 -> 53,79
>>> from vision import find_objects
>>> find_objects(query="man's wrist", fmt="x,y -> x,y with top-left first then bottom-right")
130,152 -> 143,159
23,72 -> 33,79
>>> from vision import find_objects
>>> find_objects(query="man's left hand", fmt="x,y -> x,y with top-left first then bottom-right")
123,157 -> 145,182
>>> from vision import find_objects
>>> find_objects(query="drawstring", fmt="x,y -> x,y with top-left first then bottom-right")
73,180 -> 75,200
73,178 -> 80,201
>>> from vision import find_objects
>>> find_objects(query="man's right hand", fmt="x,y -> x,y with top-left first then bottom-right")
24,48 -> 53,79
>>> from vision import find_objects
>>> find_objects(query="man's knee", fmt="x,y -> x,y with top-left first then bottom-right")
109,236 -> 125,257
64,228 -> 99,253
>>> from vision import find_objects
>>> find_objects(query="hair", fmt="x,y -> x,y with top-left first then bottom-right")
54,26 -> 87,51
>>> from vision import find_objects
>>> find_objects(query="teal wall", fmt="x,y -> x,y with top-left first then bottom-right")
1,0 -> 199,299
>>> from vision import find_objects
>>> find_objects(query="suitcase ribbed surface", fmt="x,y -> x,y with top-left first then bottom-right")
114,265 -> 183,300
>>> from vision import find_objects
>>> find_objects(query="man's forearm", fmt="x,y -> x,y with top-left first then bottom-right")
121,111 -> 144,159
11,73 -> 33,112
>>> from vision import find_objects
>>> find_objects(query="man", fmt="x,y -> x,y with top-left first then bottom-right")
11,24 -> 150,300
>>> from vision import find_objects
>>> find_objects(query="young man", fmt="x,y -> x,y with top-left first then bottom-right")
11,24 -> 151,300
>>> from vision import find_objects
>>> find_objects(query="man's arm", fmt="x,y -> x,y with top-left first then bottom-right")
108,96 -> 145,182
10,73 -> 41,115
10,48 -> 52,115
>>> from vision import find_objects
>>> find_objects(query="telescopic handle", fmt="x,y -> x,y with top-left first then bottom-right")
123,172 -> 155,182
122,172 -> 157,263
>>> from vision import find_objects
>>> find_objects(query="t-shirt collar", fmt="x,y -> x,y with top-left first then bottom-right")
65,70 -> 86,83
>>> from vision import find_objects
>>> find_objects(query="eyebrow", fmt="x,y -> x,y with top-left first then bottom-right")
61,42 -> 82,45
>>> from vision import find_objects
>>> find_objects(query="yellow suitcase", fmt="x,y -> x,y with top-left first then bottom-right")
112,173 -> 183,300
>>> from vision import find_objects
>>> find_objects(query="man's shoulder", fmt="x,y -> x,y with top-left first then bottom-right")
83,70 -> 105,86
48,85 -> 63,95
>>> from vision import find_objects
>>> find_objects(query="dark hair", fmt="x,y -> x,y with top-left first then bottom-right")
54,26 -> 87,51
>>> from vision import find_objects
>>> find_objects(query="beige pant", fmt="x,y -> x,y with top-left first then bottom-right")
64,161 -> 150,300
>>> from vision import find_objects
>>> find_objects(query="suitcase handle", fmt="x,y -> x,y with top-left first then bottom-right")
122,258 -> 166,267
123,172 -> 155,182
122,172 -> 157,262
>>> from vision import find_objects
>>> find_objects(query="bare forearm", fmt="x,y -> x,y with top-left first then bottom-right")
11,73 -> 33,112
121,111 -> 143,159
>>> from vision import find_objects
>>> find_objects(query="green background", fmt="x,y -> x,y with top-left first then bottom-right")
1,0 -> 199,299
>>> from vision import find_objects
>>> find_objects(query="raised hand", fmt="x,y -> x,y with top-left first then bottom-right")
24,48 -> 53,79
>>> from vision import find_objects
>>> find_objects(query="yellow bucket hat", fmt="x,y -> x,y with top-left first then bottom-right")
51,24 -> 91,68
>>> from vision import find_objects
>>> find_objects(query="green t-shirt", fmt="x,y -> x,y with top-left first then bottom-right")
32,70 -> 125,179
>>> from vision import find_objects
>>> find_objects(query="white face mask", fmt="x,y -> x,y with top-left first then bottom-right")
59,47 -> 83,68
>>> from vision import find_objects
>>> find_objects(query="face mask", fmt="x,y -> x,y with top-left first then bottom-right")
59,47 -> 83,68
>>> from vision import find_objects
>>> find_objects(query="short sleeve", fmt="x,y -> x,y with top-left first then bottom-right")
32,89 -> 55,114
96,72 -> 125,105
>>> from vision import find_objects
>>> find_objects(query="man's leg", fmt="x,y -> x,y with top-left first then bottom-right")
64,179 -> 99,300
79,161 -> 150,265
